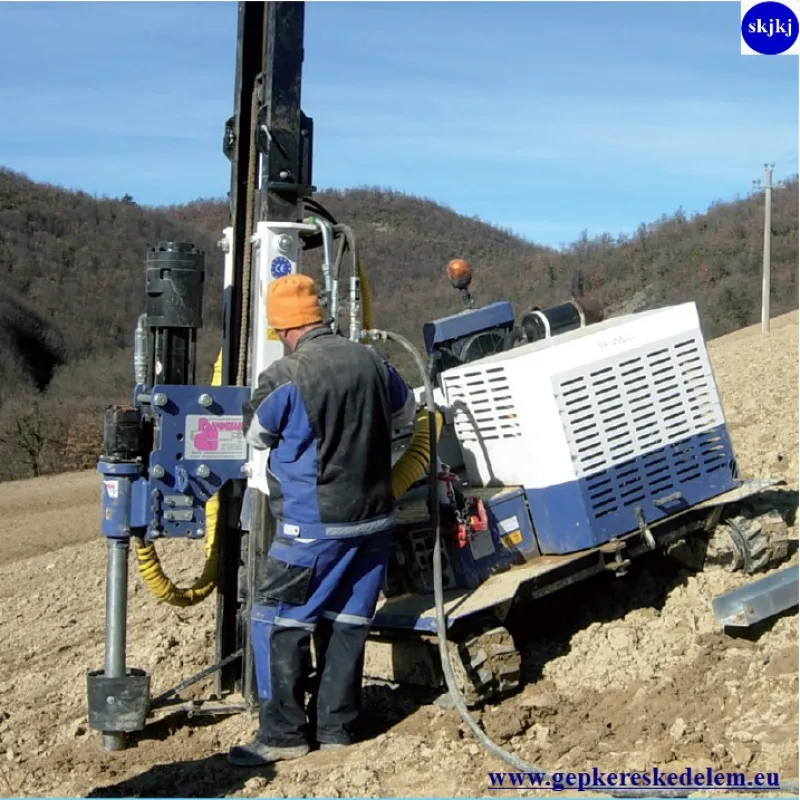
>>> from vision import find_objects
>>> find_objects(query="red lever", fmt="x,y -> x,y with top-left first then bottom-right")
468,498 -> 488,532
454,523 -> 469,548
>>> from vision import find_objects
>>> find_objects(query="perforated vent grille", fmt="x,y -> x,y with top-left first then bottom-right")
583,430 -> 732,520
443,365 -> 522,442
555,336 -> 723,480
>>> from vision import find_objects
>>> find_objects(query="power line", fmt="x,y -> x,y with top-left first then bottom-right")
761,163 -> 773,334
771,148 -> 798,167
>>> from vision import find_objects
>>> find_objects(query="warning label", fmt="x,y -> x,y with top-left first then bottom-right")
501,530 -> 523,547
499,516 -> 519,533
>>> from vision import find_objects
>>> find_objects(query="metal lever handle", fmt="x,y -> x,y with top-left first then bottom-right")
653,491 -> 684,508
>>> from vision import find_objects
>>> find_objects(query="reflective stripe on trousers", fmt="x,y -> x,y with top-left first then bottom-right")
250,532 -> 392,747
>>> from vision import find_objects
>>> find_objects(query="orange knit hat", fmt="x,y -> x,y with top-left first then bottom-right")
266,274 -> 324,331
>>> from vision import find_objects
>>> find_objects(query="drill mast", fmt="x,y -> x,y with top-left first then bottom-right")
217,0 -> 314,707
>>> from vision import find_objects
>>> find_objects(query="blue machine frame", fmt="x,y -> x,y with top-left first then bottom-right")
372,478 -> 786,635
98,383 -> 251,541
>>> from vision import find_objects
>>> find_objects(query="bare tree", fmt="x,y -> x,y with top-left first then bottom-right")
0,399 -> 64,478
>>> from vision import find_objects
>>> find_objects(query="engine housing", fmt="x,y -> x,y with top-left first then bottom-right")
437,302 -> 739,554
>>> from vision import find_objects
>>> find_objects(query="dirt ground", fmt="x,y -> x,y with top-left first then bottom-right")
0,311 -> 797,798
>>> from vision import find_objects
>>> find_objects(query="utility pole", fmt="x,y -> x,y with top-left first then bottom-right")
761,163 -> 774,333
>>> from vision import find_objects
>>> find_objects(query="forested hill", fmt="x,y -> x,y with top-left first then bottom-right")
162,179 -> 799,342
0,166 -> 797,481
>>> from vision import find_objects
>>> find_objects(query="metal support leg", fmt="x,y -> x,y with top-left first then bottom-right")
102,538 -> 129,751
88,421 -> 150,749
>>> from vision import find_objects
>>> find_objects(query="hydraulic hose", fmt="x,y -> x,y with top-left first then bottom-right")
359,256 -> 439,498
303,199 -> 372,342
363,327 -> 799,799
392,409 -> 443,500
358,259 -> 372,341
133,351 -> 225,607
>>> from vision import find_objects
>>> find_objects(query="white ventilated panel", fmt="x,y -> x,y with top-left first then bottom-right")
436,301 -> 725,491
554,333 -> 724,479
442,365 -> 522,443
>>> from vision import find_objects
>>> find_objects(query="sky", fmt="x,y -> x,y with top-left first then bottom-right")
0,1 -> 797,249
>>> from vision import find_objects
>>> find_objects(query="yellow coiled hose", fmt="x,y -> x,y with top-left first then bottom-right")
392,408 -> 443,498
136,260 -> 439,606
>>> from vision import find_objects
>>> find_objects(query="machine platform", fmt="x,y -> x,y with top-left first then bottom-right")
373,478 -> 786,635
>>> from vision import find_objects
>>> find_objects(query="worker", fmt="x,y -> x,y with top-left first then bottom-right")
228,274 -> 417,766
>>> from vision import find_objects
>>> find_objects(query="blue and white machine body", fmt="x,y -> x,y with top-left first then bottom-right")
436,301 -> 738,555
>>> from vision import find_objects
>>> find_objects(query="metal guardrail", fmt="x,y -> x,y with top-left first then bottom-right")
712,564 -> 799,627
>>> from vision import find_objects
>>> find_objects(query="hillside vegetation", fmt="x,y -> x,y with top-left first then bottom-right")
0,166 -> 797,481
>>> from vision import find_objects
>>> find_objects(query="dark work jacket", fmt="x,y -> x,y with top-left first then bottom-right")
241,327 -> 417,539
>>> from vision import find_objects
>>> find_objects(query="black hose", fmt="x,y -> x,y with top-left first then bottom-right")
333,223 -> 359,283
305,197 -> 338,225
300,198 -> 338,252
363,326 -> 800,799
501,327 -> 525,352
301,199 -> 351,333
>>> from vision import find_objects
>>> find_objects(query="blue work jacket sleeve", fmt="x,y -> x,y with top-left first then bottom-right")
385,361 -> 417,429
242,362 -> 294,450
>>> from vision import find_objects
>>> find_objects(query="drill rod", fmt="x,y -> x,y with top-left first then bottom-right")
102,538 -> 130,751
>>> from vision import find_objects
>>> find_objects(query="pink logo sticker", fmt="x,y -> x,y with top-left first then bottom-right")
193,418 -> 242,452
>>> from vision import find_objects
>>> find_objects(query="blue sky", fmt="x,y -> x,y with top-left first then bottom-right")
0,1 -> 797,248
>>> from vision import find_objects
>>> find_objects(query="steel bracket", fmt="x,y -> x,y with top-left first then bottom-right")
142,383 -> 251,539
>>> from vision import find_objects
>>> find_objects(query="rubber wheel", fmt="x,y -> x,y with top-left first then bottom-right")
712,515 -> 771,574
447,626 -> 521,708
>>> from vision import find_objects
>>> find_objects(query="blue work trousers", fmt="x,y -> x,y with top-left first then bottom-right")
250,531 -> 392,748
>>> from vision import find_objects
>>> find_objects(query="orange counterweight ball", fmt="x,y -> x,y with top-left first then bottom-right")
447,258 -> 472,287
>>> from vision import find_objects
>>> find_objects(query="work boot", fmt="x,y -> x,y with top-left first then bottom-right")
318,742 -> 348,751
227,738 -> 310,766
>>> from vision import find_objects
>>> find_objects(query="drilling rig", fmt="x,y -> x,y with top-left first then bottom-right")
86,0 -> 791,756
